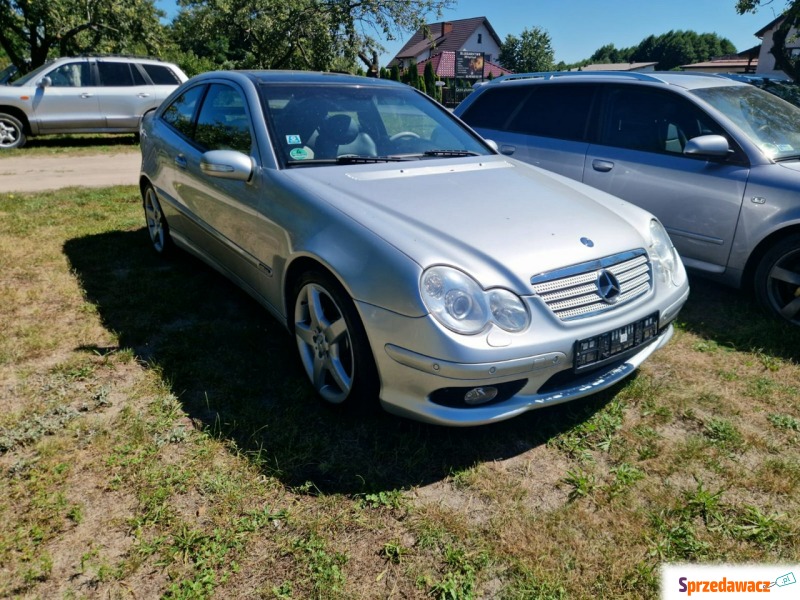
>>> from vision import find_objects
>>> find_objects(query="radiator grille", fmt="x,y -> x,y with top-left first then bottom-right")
531,250 -> 652,320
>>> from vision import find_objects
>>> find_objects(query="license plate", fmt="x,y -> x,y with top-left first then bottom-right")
574,313 -> 659,372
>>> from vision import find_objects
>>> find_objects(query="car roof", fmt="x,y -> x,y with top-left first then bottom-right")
192,70 -> 408,89
485,70 -> 750,91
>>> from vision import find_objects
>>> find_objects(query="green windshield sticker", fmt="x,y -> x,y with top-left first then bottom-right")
290,147 -> 309,160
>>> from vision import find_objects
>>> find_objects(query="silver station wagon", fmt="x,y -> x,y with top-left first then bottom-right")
139,70 -> 689,426
456,71 -> 800,326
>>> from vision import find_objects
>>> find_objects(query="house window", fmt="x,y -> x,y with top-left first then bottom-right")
478,34 -> 483,44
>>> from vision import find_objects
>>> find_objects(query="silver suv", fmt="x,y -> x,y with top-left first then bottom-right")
0,55 -> 187,149
455,72 -> 800,325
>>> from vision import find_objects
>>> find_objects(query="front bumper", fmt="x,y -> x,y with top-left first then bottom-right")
357,283 -> 688,426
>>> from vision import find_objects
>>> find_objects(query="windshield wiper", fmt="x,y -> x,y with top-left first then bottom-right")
286,155 -> 412,167
336,155 -> 412,164
422,150 -> 481,157
774,154 -> 800,162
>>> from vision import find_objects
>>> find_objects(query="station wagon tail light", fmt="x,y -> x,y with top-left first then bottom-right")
421,266 -> 530,334
649,219 -> 679,285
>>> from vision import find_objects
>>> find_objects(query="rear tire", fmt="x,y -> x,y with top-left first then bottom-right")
292,270 -> 379,410
142,184 -> 172,255
0,113 -> 26,149
754,234 -> 800,325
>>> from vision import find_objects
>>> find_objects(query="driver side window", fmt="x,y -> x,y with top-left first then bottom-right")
602,87 -> 723,155
48,62 -> 91,87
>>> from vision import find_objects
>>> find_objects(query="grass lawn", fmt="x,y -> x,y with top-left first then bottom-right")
0,186 -> 798,599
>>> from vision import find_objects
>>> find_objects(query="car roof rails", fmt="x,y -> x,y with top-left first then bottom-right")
491,71 -> 737,85
492,71 -> 667,84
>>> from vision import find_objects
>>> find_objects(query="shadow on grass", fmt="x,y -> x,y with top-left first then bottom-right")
67,230 -> 776,495
63,229 -> 625,494
22,134 -> 139,150
678,277 -> 800,362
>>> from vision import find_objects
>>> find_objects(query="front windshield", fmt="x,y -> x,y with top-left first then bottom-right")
0,64 -> 18,85
259,82 -> 492,166
691,85 -> 800,160
11,62 -> 53,87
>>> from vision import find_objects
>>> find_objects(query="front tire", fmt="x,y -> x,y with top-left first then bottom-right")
142,184 -> 172,255
292,270 -> 379,409
754,234 -> 800,325
0,113 -> 26,149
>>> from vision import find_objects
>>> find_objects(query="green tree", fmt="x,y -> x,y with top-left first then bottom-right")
737,0 -> 800,81
0,0 -> 167,73
423,59 -> 440,101
172,0 -> 454,73
590,43 -> 635,63
499,26 -> 554,73
627,30 -> 736,70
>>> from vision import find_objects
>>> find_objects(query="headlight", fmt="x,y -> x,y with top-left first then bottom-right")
421,266 -> 530,334
649,219 -> 678,285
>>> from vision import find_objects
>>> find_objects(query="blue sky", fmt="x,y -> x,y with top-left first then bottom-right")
155,0 -> 775,66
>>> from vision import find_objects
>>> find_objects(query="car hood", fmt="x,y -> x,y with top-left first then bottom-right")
283,156 -> 653,293
775,160 -> 800,175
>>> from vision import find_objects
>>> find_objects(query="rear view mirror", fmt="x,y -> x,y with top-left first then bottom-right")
684,134 -> 730,158
200,150 -> 254,182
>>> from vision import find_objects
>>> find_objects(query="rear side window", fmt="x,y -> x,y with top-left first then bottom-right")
142,64 -> 182,85
508,84 -> 597,141
98,62 -> 146,86
162,85 -> 206,139
459,86 -> 530,130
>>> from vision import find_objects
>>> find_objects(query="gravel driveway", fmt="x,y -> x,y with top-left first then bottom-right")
0,152 -> 141,192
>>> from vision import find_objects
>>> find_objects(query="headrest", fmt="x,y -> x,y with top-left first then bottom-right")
319,114 -> 359,145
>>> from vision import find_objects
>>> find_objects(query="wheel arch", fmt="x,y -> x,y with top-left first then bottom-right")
0,105 -> 31,134
282,256 -> 346,331
139,175 -> 154,199
742,224 -> 800,292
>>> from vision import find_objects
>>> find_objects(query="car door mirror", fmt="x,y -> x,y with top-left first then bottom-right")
200,150 -> 254,182
484,139 -> 499,152
683,134 -> 730,158
36,76 -> 52,89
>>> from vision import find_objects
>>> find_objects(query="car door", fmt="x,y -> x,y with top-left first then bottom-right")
499,83 -> 597,182
154,83 -> 208,240
174,82 -> 282,309
32,60 -> 103,131
458,83 -> 596,182
583,85 -> 751,273
95,60 -> 157,130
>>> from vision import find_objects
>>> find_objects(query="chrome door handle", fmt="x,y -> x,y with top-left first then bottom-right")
174,155 -> 187,169
80,93 -> 94,99
592,159 -> 614,172
137,93 -> 151,98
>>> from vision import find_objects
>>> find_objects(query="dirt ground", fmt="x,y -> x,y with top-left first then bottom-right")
0,153 -> 140,192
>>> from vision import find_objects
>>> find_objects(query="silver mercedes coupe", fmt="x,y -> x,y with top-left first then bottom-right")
139,70 -> 689,426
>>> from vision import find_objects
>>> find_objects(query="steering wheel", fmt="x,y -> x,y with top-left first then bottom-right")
389,131 -> 421,142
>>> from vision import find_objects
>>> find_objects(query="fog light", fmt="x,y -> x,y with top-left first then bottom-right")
464,387 -> 498,405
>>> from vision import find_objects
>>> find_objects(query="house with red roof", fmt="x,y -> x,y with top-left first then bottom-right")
390,17 -> 505,74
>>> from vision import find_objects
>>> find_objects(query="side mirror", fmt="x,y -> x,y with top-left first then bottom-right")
484,139 -> 499,152
200,150 -> 254,182
684,134 -> 730,158
37,76 -> 52,89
